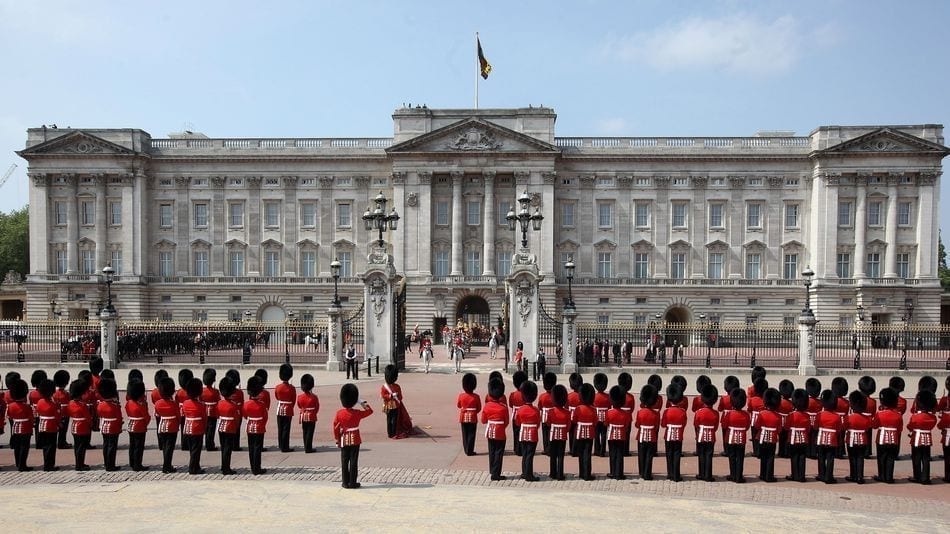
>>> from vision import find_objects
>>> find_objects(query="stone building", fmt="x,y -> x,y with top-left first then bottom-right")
17,107 -> 946,334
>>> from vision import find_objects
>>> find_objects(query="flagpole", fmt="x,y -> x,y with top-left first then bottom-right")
475,32 -> 479,110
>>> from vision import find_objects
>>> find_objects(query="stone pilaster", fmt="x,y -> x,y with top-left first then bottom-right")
326,304 -> 343,371
65,174 -> 79,274
482,170 -> 496,275
915,171 -> 939,278
883,175 -> 899,278
450,171 -> 464,276
853,174 -> 868,279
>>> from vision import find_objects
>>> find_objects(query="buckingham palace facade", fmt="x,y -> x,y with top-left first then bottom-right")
17,107 -> 946,331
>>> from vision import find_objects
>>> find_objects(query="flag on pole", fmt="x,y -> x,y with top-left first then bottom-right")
477,37 -> 492,79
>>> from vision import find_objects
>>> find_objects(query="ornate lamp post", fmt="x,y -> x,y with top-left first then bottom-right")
853,305 -> 865,369
654,312 -> 665,368
285,310 -> 296,363
506,190 -> 544,250
900,301 -> 913,370
564,255 -> 575,309
802,266 -> 815,315
330,258 -> 342,307
798,266 -> 818,376
701,312 -> 711,368
362,190 -> 400,248
101,264 -> 116,314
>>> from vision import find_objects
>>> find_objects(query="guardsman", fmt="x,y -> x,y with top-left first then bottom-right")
275,364 -> 296,452
605,385 -> 632,480
694,384 -> 720,482
332,383 -> 373,489
53,370 -> 72,450
457,373 -> 481,456
722,389 -> 750,483
754,388 -> 782,483
661,383 -> 687,482
538,373 -> 557,455
845,391 -> 871,484
216,377 -> 241,475
617,373 -> 636,457
200,369 -> 221,452
547,385 -> 570,481
7,379 -> 33,471
592,373 -> 611,458
125,380 -> 150,471
96,379 -> 123,471
907,390 -> 937,484
785,389 -> 811,482
872,387 -> 902,484
154,377 -> 180,473
35,379 -> 60,471
515,381 -> 541,481
815,389 -> 842,484
181,377 -> 208,474
244,376 -> 268,475
573,383 -> 598,481
482,378 -> 509,481
634,384 -> 659,480
297,374 -> 320,454
509,371 -> 528,456
175,369 -> 194,452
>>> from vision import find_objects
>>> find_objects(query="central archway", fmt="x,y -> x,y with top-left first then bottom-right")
663,306 -> 691,347
455,295 -> 491,345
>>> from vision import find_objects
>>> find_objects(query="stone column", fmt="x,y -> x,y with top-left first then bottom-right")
326,304 -> 343,371
883,176 -> 899,278
853,175 -> 868,279
283,176 -> 298,275
95,174 -> 108,270
211,176 -> 227,276
655,176 -> 672,277
451,171 -> 464,276
363,247 -> 396,367
99,308 -> 118,369
797,309 -> 817,376
66,175 -> 79,274
482,171 -> 496,276
915,171 -> 939,278
508,251 -> 543,365
561,305 -> 577,373
247,176 -> 262,275
540,171 -> 557,278
392,172 -> 407,274
132,171 -> 147,276
318,176 -> 335,276
28,173 -> 50,274
418,171 -> 433,275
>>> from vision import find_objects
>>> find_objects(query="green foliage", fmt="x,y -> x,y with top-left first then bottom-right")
940,231 -> 950,289
0,206 -> 29,282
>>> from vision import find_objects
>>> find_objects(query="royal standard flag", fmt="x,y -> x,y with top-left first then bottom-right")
477,37 -> 492,79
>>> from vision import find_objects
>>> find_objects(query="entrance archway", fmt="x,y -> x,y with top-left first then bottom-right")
455,295 -> 491,345
663,306 -> 691,347
260,305 -> 286,322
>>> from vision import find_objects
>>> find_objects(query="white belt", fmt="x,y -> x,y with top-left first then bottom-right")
278,400 -> 293,405
846,429 -> 865,447
39,416 -> 57,420
817,427 -> 835,442
301,408 -> 316,412
101,418 -> 118,422
620,407 -> 632,412
202,401 -> 217,406
185,417 -> 201,421
878,426 -> 898,445
577,422 -> 593,428
759,426 -> 778,444
12,418 -> 30,422
912,429 -> 931,447
128,417 -> 145,421
247,417 -> 264,421
551,424 -> 567,429
728,427 -> 746,443
219,416 -> 235,421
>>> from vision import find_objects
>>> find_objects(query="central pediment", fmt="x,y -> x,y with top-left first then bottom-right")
386,118 -> 560,155
17,130 -> 141,158
814,128 -> 950,157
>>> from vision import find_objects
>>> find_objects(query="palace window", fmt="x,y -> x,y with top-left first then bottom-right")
55,249 -> 67,274
896,253 -> 910,279
81,200 -> 95,225
159,203 -> 173,228
597,202 -> 613,228
783,254 -> 798,280
193,250 -> 209,276
498,201 -> 512,226
868,201 -> 883,226
898,202 -> 912,226
337,250 -> 352,277
435,201 -> 449,226
300,250 -> 317,277
708,253 -> 724,279
194,203 -> 209,228
229,202 -> 244,228
785,204 -> 799,228
337,203 -> 352,228
561,202 -> 575,228
111,249 -> 123,275
159,251 -> 173,276
81,249 -> 96,274
836,253 -> 851,278
54,201 -> 67,226
672,202 -> 688,228
635,202 -> 650,227
838,201 -> 852,227
634,253 -> 649,279
465,249 -> 481,276
264,202 -> 280,227
264,250 -> 280,276
109,201 -> 122,226
300,202 -> 316,228
709,203 -> 724,228
467,201 -> 481,226
597,252 -> 612,278
745,253 -> 761,279
866,253 -> 881,279
670,252 -> 686,279
229,250 -> 245,276
433,250 -> 449,277
747,203 -> 762,229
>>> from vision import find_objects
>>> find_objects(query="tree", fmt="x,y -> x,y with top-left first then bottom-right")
940,230 -> 950,289
0,206 -> 29,282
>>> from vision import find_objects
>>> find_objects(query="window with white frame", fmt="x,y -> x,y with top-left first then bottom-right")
81,200 -> 95,225
747,203 -> 762,229
866,253 -> 881,278
838,201 -> 852,227
159,203 -> 173,228
783,253 -> 798,280
433,250 -> 449,277
672,202 -> 688,228
264,250 -> 280,276
896,252 -> 910,279
229,202 -> 244,228
784,204 -> 799,228
671,252 -> 687,279
193,249 -> 209,276
54,202 -> 67,225
597,252 -> 612,278
300,202 -> 316,228
159,251 -> 173,276
300,250 -> 317,277
465,249 -> 481,276
709,203 -> 724,228
498,201 -> 511,226
867,201 -> 883,226
708,252 -> 724,279
338,250 -> 352,277
745,253 -> 761,279
898,202 -> 912,226
227,250 -> 243,276
111,249 -> 123,275
497,250 -> 512,276
192,310 -> 208,322
81,249 -> 96,274
435,201 -> 449,226
264,202 -> 280,227
337,203 -> 352,228
55,249 -> 67,274
466,201 -> 481,226
109,201 -> 121,225
561,202 -> 575,227
194,203 -> 209,228
836,253 -> 851,278
559,251 -> 574,277
597,314 -> 610,325
635,202 -> 649,227
597,202 -> 613,228
634,252 -> 649,279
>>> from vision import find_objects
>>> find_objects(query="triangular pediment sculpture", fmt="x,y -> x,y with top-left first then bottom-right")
815,128 -> 949,156
17,130 -> 139,157
386,118 -> 559,154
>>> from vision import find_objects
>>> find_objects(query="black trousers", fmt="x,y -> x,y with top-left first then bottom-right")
910,445 -> 931,483
302,422 -> 316,453
180,418 -> 187,451
665,440 -> 683,481
836,430 -> 847,458
73,433 -> 90,469
608,440 -> 625,478
847,445 -> 866,481
568,422 -> 577,456
696,441 -> 714,481
487,438 -> 506,479
759,442 -> 777,481
58,416 -> 71,448
219,431 -> 237,472
727,443 -> 746,482
637,440 -> 656,479
386,409 -> 398,438
576,438 -> 594,480
876,444 -> 898,483
595,422 -> 607,456
158,432 -> 176,472
750,428 -> 761,458
11,433 -> 30,470
460,423 -> 476,455
345,359 -> 358,380
277,415 -> 292,451
341,444 -> 360,486
184,434 -> 203,473
512,423 -> 522,456
778,430 -> 789,458
816,445 -> 836,482
205,417 -> 218,451
128,432 -> 146,470
541,423 -> 550,455
624,424 -> 633,456
548,440 -> 566,479
943,445 -> 949,481
247,433 -> 265,474
521,441 -> 537,479
38,431 -> 57,470
102,433 -> 119,470
788,444 -> 807,481
807,428 -> 819,459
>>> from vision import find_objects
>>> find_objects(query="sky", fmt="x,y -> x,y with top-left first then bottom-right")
1,0 -> 948,236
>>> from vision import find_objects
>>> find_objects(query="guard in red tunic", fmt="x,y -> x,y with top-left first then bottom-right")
691,375 -> 712,413
381,365 -> 411,440
907,390 -> 937,484
661,384 -> 687,482
181,378 -> 207,474
78,371 -> 98,448
216,377 -> 241,475
605,386 -> 632,480
617,372 -> 636,457
718,375 -> 739,456
547,385 -> 570,481
873,387 -> 903,483
150,369 -> 168,442
857,376 -> 877,460
804,378 -> 822,460
225,369 -> 244,451
538,373 -> 557,455
647,375 -> 664,411
175,369 -> 194,452
201,369 -> 221,452
457,373 -> 481,456
509,371 -> 528,456
275,364 -> 297,452
53,370 -> 72,450
785,389 -> 811,482
244,376 -> 269,475
332,383 -> 373,488
566,372 -> 583,457
35,379 -> 60,471
573,383 -> 598,481
482,378 -> 509,481
694,384 -> 720,482
776,380 -> 795,459
887,376 -> 908,416
0,372 -> 10,442
88,358 -> 104,432
96,379 -> 123,471
29,370 -> 48,451
754,388 -> 782,483
815,389 -> 842,484
722,389 -> 751,483
747,378 -> 768,458
7,379 -> 33,471
125,380 -> 150,471
909,376 -> 938,413
831,377 -> 850,460
845,391 -> 871,483
154,377 -> 180,473
66,379 -> 92,471
937,377 -> 949,483
254,368 -> 272,411
747,366 -> 767,399
635,384 -> 660,480
592,373 -> 611,458
515,381 -> 541,481
297,374 -> 320,454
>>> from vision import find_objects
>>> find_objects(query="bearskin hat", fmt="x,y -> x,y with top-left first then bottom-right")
38,379 -> 55,399
339,383 -> 359,409
247,376 -> 264,398
888,376 -> 905,393
820,390 -> 837,411
542,372 -> 558,392
10,378 -> 28,401
462,373 -> 477,394
617,372 -> 633,393
186,377 -> 203,400
127,380 -> 146,401
89,356 -> 104,375
778,380 -> 794,400
300,373 -> 315,392
521,380 -> 538,404
701,384 -> 719,408
831,377 -> 849,398
178,368 -> 194,389
723,375 -> 740,394
30,370 -> 48,388
915,390 -> 937,412
53,370 -> 70,388
647,374 -> 663,391
639,384 -> 658,408
202,368 -> 217,387
553,384 -> 568,408
384,364 -> 398,385
580,383 -> 596,406
666,383 -> 684,406
792,388 -> 809,412
218,376 -> 235,398
879,387 -> 898,409
849,390 -> 867,414
68,379 -> 88,400
805,377 -> 822,398
488,378 -> 505,400
730,388 -> 747,411
568,372 -> 583,392
159,377 -> 176,400
763,387 -> 781,411
609,385 -> 625,409
593,373 -> 608,392
858,376 -> 876,397
695,375 -> 711,395
917,376 -> 937,394
279,363 -> 294,382
512,371 -> 528,390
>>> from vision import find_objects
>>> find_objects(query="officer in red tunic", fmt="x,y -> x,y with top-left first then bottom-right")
937,376 -> 949,483
573,383 -> 598,481
845,391 -> 871,483
244,376 -> 269,475
617,372 -> 636,457
754,388 -> 782,483
216,377 -> 241,475
53,370 -> 72,450
225,369 -> 244,451
722,389 -> 751,483
635,384 -> 660,480
646,375 -> 664,410
515,381 -> 541,481
831,377 -> 850,460
381,365 -> 410,439
873,387 -> 903,483
776,380 -> 795,459
748,378 -> 768,458
181,378 -> 207,474
200,369 -> 221,452
747,366 -> 767,399
694,384 -> 720,482
275,364 -> 296,452
857,376 -> 877,460
566,373 -> 583,457
66,379 -> 92,471
29,370 -> 48,451
457,373 -> 481,456
153,377 -> 180,473
332,383 -> 373,488
509,371 -> 528,456
175,369 -> 194,452
785,389 -> 811,482
538,373 -> 557,455
592,373 -> 611,458
907,390 -> 937,484
661,383 -> 687,482
804,378 -> 822,460
254,369 -> 272,411
125,380 -> 150,471
96,379 -> 123,471
7,379 -> 33,471
605,386 -> 632,480
35,379 -> 60,471
815,389 -> 842,483
482,378 -> 509,481
547,385 -> 570,480
297,374 -> 320,454
718,375 -> 740,456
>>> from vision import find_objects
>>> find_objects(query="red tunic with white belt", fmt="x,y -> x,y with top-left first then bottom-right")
661,406 -> 687,442
547,406 -> 571,441
481,400 -> 509,440
53,387 -> 70,426
67,400 -> 92,435
785,410 -> 811,446
806,396 -> 822,427
297,391 -> 320,424
572,404 -> 598,440
593,392 -> 611,424
754,409 -> 783,445
605,407 -> 632,442
181,398 -> 207,436
243,398 -> 268,435
937,409 -> 950,447
845,412 -> 872,447
275,381 -> 297,417
96,399 -> 124,435
515,403 -> 542,443
538,392 -> 554,425
721,409 -> 751,445
200,386 -> 221,419
29,389 -> 42,419
457,391 -> 481,424
36,398 -> 60,434
872,409 -> 903,446
906,411 -> 937,448
381,383 -> 403,413
748,395 -> 765,430
566,391 -> 580,420
634,407 -> 660,443
7,400 -> 33,435
153,398 -> 180,434
333,405 -> 374,447
693,406 -> 720,443
217,398 -> 241,434
815,409 -> 842,447
125,398 -> 151,433
509,390 -> 525,425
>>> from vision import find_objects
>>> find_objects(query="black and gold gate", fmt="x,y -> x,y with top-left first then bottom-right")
341,300 -> 364,356
392,278 -> 407,370
538,298 -> 562,361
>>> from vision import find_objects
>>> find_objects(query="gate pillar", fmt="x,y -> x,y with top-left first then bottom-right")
507,250 -> 543,365
363,247 -> 396,368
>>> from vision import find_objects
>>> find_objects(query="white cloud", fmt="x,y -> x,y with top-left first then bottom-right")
604,14 -> 804,76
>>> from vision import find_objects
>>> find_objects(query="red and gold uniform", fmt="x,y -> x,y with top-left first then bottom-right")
181,398 -> 207,437
721,408 -> 751,482
8,398 -> 33,471
35,396 -> 60,470
509,389 -> 525,455
694,405 -> 720,481
53,386 -> 70,447
515,402 -> 542,480
661,405 -> 687,443
125,397 -> 151,433
97,397 -> 124,471
634,405 -> 660,479
66,399 -> 92,470
457,389 -> 481,456
333,403 -> 374,487
275,380 -> 297,451
755,408 -> 782,482
572,403 -> 598,480
593,390 -> 611,456
546,404 -> 570,480
216,394 -> 241,473
606,406 -> 633,479
244,398 -> 268,436
907,410 -> 937,483
297,391 -> 320,424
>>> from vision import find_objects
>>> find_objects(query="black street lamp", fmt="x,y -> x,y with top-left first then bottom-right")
854,305 -> 865,370
101,264 -> 115,314
362,190 -> 400,248
701,312 -> 711,368
900,301 -> 913,370
654,312 -> 666,368
564,255 -> 575,309
801,266 -> 815,314
330,258 -> 342,307
506,190 -> 544,250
